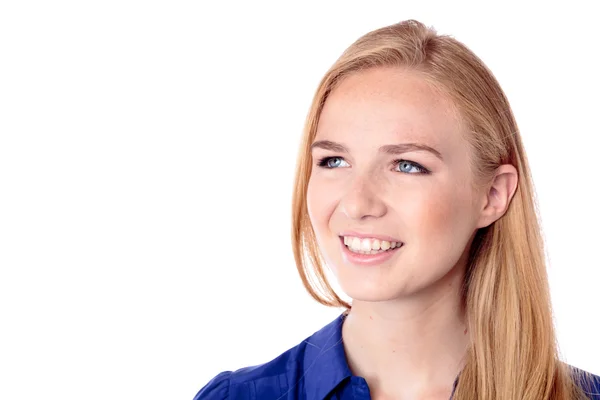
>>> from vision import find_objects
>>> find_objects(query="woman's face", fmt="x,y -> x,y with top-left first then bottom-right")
306,67 -> 483,302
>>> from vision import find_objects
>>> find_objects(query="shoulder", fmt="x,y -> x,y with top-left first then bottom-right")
192,342 -> 310,400
569,365 -> 600,399
192,313 -> 347,400
193,371 -> 231,400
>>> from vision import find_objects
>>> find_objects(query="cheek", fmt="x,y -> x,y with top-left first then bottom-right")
306,176 -> 336,232
412,182 -> 475,245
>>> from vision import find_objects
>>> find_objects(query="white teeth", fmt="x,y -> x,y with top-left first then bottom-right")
342,236 -> 402,253
360,239 -> 371,251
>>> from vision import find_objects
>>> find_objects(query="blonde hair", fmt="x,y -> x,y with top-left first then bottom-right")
291,20 -> 596,399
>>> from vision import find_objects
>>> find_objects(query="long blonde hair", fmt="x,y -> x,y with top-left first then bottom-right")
291,19 -> 596,399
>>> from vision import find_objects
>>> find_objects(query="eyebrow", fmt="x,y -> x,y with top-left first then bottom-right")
310,140 -> 443,161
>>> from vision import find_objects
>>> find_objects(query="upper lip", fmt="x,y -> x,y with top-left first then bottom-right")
339,231 -> 403,243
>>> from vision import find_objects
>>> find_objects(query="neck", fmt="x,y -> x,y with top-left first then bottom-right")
341,266 -> 469,399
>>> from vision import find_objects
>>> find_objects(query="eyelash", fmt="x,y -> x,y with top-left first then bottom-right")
316,156 -> 430,175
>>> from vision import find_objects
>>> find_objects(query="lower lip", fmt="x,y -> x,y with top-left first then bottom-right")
340,237 -> 403,266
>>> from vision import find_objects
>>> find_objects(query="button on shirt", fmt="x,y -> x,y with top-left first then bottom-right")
194,313 -> 600,399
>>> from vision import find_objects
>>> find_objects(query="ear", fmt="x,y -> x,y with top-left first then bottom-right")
476,164 -> 519,229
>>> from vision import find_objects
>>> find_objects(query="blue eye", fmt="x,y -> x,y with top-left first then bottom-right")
395,159 -> 429,174
317,157 -> 350,168
316,156 -> 430,175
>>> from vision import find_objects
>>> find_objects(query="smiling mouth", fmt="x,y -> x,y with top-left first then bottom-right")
339,235 -> 404,255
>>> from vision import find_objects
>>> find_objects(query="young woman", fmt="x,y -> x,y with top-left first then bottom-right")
195,19 -> 600,399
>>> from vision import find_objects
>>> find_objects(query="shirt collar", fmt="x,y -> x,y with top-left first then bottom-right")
302,311 -> 461,400
302,312 -> 352,400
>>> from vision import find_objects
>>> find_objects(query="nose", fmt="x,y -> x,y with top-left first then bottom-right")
339,173 -> 387,220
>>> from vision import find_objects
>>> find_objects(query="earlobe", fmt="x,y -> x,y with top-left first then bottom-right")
476,164 -> 519,228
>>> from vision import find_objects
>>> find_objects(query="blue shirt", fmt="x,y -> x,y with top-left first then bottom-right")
194,313 -> 600,399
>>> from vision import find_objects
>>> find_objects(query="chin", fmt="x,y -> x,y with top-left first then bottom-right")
345,291 -> 400,303
343,289 -> 407,303
335,274 -> 412,303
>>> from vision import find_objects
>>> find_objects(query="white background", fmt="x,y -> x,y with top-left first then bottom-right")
1,1 -> 599,399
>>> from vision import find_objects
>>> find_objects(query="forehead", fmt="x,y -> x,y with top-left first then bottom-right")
315,67 -> 463,149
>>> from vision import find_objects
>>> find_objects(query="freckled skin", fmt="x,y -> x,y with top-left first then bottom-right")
306,67 -> 482,302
